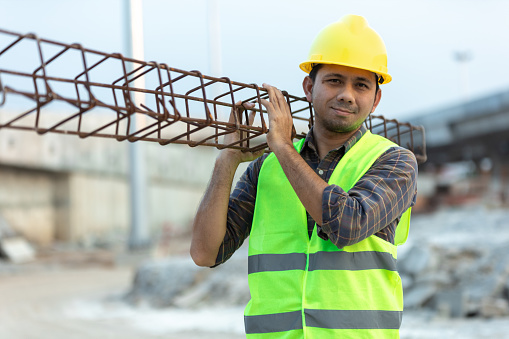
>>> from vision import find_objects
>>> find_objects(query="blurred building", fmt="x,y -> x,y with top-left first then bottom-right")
4,86 -> 508,247
0,115 -> 220,247
409,89 -> 509,210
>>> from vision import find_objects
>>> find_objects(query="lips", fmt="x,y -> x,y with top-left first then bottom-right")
331,107 -> 355,115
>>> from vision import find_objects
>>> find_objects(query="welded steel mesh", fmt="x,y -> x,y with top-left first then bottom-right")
0,28 -> 426,163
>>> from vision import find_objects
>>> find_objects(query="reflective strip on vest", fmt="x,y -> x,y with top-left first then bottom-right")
248,251 -> 397,274
305,309 -> 402,330
245,311 -> 302,334
245,309 -> 402,334
308,251 -> 397,271
248,253 -> 307,274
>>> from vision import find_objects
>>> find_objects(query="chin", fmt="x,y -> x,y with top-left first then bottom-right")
324,123 -> 360,134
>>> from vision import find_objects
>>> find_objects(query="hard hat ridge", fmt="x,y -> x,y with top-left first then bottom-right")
343,14 -> 367,35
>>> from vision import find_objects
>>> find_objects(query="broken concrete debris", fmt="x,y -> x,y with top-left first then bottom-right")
0,215 -> 36,263
0,237 -> 36,264
399,206 -> 509,318
124,254 -> 249,309
125,206 -> 509,319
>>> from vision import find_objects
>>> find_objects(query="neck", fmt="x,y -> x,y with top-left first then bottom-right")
312,125 -> 360,160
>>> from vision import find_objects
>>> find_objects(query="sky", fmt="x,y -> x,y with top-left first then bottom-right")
1,0 -> 509,121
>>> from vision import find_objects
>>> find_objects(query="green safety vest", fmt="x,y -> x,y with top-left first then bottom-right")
245,131 -> 411,339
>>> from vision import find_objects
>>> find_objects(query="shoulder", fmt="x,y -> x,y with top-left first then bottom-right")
372,145 -> 418,178
377,145 -> 418,165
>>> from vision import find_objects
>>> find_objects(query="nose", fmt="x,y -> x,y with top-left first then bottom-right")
336,84 -> 354,104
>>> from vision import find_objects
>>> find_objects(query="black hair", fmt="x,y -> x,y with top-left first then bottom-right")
308,64 -> 323,83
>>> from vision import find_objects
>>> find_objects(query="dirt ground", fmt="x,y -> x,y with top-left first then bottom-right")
1,248 -> 509,339
0,248 -> 244,339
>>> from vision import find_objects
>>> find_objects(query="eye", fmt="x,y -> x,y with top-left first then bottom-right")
327,78 -> 342,84
356,82 -> 369,89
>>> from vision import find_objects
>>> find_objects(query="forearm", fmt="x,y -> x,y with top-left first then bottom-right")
319,185 -> 390,247
258,83 -> 329,224
272,143 -> 328,225
319,149 -> 418,247
190,150 -> 240,267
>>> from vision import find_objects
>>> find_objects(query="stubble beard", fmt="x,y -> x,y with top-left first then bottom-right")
320,118 -> 362,134
315,108 -> 364,134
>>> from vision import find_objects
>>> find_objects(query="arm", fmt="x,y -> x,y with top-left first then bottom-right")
259,84 -> 417,247
319,147 -> 418,247
190,103 -> 264,267
213,154 -> 267,266
265,142 -> 329,224
259,84 -> 328,224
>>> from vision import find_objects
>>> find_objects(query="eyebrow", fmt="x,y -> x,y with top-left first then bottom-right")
323,73 -> 373,84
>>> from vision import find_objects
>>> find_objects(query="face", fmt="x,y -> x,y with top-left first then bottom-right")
302,64 -> 381,134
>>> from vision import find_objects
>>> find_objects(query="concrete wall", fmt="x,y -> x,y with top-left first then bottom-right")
0,166 -> 59,246
59,173 -> 129,243
0,115 -> 222,246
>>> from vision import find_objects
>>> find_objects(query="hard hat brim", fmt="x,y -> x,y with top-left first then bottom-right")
299,61 -> 392,85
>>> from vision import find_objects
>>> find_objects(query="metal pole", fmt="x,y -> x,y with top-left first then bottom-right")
207,0 -> 224,118
124,0 -> 150,250
207,0 -> 222,77
454,50 -> 472,102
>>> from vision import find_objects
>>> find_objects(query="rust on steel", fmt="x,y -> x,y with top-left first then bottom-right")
0,28 -> 426,163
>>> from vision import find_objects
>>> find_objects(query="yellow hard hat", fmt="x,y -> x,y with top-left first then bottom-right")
299,15 -> 392,84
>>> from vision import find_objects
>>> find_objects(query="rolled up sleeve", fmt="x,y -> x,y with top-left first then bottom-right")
317,147 -> 418,248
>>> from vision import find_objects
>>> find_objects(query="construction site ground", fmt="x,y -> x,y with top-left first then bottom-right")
1,245 -> 509,339
0,247 -> 245,339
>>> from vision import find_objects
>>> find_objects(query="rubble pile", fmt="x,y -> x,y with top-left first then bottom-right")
400,242 -> 509,317
125,206 -> 509,318
124,253 -> 249,308
399,206 -> 509,318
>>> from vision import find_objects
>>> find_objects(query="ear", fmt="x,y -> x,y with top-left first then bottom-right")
302,76 -> 314,102
370,89 -> 382,113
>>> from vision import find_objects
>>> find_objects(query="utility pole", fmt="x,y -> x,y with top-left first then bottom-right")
124,0 -> 150,251
207,0 -> 222,77
453,50 -> 473,102
207,0 -> 224,118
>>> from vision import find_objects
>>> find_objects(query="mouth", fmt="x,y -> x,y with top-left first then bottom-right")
331,107 -> 355,115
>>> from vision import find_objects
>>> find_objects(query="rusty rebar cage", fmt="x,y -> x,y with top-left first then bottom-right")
0,28 -> 426,163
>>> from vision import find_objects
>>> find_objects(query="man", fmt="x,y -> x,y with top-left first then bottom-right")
191,14 -> 417,338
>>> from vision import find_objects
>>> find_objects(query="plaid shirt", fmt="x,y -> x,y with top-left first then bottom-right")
214,125 -> 418,266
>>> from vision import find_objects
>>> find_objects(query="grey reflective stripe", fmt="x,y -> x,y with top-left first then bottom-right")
245,309 -> 402,333
244,311 -> 303,334
248,251 -> 396,274
248,253 -> 307,274
308,251 -> 397,271
305,309 -> 402,330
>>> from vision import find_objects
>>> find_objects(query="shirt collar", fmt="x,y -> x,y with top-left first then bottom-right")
301,124 -> 368,155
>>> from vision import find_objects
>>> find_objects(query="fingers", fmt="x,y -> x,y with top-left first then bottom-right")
248,110 -> 256,126
228,100 -> 242,124
243,102 -> 255,110
259,83 -> 292,119
262,83 -> 288,112
258,83 -> 296,146
229,100 -> 255,124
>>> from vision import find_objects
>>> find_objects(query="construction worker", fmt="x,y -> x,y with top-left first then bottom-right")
191,14 -> 417,338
